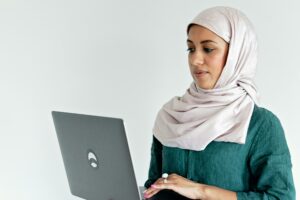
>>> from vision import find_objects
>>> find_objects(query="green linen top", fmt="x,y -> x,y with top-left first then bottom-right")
144,105 -> 296,199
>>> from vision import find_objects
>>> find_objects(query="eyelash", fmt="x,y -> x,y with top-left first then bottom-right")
186,47 -> 214,53
186,47 -> 195,53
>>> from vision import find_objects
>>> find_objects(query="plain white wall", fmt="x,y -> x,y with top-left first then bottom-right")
0,0 -> 299,199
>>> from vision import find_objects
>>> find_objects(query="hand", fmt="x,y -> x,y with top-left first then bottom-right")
143,173 -> 203,199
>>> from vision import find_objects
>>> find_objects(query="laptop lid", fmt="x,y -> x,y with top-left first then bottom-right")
52,111 -> 141,200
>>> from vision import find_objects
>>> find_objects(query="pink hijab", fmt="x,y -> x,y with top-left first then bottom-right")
153,6 -> 259,151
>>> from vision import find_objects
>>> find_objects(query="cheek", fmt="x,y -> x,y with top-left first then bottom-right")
188,56 -> 194,70
207,54 -> 226,76
188,54 -> 192,65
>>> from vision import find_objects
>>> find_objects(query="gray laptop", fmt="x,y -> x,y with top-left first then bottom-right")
52,111 -> 190,200
52,111 -> 143,200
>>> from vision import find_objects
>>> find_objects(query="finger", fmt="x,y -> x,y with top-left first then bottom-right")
143,178 -> 167,198
143,183 -> 162,196
151,182 -> 174,190
144,186 -> 160,199
145,189 -> 160,199
143,186 -> 156,195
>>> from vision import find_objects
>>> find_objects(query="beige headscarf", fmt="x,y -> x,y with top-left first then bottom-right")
153,6 -> 259,151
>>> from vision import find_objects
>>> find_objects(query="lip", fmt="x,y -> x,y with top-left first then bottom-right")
194,70 -> 209,78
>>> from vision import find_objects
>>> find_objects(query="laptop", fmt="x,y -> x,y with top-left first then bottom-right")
52,111 -> 191,200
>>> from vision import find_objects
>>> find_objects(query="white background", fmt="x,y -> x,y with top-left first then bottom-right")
0,0 -> 299,199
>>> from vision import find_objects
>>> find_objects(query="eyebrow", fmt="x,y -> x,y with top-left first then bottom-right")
186,39 -> 217,44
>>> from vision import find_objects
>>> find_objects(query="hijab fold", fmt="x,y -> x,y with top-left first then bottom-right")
153,6 -> 259,151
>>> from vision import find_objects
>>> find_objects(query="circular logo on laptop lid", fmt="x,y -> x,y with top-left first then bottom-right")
87,149 -> 99,169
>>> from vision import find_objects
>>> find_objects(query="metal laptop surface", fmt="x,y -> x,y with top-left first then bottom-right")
52,111 -> 141,200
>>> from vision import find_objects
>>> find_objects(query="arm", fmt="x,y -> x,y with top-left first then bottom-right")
144,136 -> 163,188
200,114 -> 295,200
143,138 -> 237,200
145,111 -> 295,200
198,184 -> 237,200
145,173 -> 237,200
237,111 -> 295,199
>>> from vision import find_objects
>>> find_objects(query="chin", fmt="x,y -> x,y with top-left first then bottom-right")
195,82 -> 213,90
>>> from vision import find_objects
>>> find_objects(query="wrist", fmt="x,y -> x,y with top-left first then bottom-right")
197,183 -> 208,200
196,184 -> 237,200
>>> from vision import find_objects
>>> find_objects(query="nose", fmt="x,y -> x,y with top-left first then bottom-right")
190,50 -> 204,66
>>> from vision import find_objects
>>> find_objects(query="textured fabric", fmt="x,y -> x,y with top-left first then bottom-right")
153,6 -> 259,151
145,105 -> 296,199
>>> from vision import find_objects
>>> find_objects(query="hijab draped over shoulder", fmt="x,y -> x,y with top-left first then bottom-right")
153,6 -> 259,151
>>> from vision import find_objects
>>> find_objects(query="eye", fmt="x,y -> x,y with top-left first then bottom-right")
186,47 -> 195,53
203,47 -> 214,53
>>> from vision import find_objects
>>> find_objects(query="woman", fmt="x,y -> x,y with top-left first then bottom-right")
143,6 -> 295,200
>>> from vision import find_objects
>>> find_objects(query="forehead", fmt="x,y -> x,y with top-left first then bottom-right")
187,25 -> 225,43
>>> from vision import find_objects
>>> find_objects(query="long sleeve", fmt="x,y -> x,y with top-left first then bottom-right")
237,111 -> 296,200
144,136 -> 163,188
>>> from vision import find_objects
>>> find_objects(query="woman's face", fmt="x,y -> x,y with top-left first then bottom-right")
187,25 -> 229,90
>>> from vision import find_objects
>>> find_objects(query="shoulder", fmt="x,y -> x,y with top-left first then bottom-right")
252,104 -> 280,121
250,104 -> 283,131
249,104 -> 289,153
